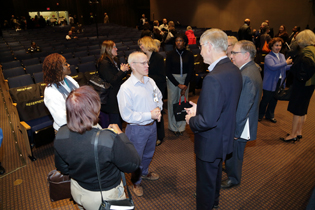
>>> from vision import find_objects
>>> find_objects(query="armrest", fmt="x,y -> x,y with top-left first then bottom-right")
20,121 -> 31,130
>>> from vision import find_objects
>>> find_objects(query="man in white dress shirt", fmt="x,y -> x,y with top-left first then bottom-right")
117,51 -> 163,197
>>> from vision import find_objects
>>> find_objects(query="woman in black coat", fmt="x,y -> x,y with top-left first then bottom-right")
138,36 -> 166,146
98,40 -> 129,129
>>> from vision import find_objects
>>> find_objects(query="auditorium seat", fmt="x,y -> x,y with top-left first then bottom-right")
25,64 -> 43,76
22,58 -> 40,67
80,55 -> 95,64
33,72 -> 44,83
8,74 -> 34,88
2,67 -> 25,79
78,61 -> 96,73
1,60 -> 22,70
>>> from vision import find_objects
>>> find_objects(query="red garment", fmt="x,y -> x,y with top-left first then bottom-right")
185,30 -> 196,45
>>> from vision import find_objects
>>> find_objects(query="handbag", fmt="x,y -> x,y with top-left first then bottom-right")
262,40 -> 271,54
88,72 -> 112,105
173,95 -> 192,121
94,131 -> 135,210
47,169 -> 72,202
274,79 -> 292,101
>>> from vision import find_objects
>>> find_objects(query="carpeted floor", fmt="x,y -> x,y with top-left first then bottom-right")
1,75 -> 315,209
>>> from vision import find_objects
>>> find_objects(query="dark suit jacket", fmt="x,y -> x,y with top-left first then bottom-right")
238,24 -> 252,41
234,61 -> 263,141
189,57 -> 242,162
98,57 -> 127,114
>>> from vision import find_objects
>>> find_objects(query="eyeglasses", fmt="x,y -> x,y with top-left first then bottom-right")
231,51 -> 246,55
133,61 -> 150,65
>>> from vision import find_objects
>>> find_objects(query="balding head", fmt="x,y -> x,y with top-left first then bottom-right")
244,19 -> 250,25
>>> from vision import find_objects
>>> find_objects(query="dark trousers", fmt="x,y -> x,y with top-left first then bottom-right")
157,114 -> 165,141
196,158 -> 222,210
259,80 -> 281,119
225,138 -> 248,184
108,113 -> 122,130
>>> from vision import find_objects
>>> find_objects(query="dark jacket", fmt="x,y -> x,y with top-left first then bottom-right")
166,49 -> 194,86
98,57 -> 127,114
238,24 -> 252,41
55,126 -> 140,191
149,51 -> 166,97
189,58 -> 242,162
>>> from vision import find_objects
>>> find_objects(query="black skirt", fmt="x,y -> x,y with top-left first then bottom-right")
288,80 -> 315,116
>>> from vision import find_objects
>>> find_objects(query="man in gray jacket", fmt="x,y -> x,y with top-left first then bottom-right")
221,40 -> 263,188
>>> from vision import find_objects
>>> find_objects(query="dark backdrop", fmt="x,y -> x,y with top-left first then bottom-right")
0,0 -> 150,28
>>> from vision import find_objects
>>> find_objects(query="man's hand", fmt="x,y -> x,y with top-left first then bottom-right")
185,101 -> 197,116
108,124 -> 122,134
151,107 -> 161,122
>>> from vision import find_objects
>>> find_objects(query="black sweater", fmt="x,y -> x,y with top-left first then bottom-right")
54,126 -> 140,191
166,49 -> 194,86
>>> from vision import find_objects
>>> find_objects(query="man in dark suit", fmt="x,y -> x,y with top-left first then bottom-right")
238,18 -> 252,41
221,40 -> 263,189
185,29 -> 242,210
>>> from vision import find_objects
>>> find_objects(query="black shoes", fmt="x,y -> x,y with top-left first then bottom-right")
280,137 -> 297,143
0,163 -> 5,175
172,131 -> 183,136
221,179 -> 239,189
258,118 -> 262,122
266,118 -> 277,123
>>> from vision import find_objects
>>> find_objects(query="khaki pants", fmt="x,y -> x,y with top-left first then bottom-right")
71,179 -> 126,210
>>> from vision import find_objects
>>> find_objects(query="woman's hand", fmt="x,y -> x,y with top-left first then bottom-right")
286,56 -> 293,65
178,84 -> 187,90
108,124 -> 122,134
120,63 -> 130,72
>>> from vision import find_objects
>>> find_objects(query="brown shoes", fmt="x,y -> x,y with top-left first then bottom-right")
141,172 -> 159,181
131,184 -> 143,197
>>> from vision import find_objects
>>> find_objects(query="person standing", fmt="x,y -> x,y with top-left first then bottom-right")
258,37 -> 292,123
238,18 -> 252,41
185,28 -> 242,209
98,40 -> 129,129
138,36 -> 166,146
221,40 -> 262,188
117,52 -> 163,197
104,13 -> 109,24
166,33 -> 194,136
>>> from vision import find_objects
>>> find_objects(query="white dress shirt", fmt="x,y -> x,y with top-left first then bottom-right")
117,73 -> 163,125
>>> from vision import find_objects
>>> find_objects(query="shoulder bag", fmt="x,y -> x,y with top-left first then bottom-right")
274,79 -> 292,101
94,131 -> 134,210
173,95 -> 192,121
88,72 -> 112,105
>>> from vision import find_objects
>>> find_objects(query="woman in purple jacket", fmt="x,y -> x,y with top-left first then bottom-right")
258,37 -> 292,122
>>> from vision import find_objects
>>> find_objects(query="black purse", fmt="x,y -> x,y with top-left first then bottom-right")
88,72 -> 112,105
274,79 -> 292,101
94,131 -> 135,210
173,95 -> 192,121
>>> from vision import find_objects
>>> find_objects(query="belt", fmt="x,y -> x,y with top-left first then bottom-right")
129,121 -> 155,126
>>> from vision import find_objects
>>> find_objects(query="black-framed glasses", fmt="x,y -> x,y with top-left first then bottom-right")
231,51 -> 245,55
133,61 -> 150,65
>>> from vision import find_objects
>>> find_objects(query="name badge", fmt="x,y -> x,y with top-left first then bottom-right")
153,89 -> 159,103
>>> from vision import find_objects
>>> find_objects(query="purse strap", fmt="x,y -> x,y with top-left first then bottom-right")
178,95 -> 187,105
93,130 -> 133,207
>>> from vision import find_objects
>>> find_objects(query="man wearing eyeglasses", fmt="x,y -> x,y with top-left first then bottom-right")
185,29 -> 242,209
117,51 -> 163,197
221,41 -> 262,189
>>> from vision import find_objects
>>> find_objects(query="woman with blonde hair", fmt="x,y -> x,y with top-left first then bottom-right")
138,36 -> 166,145
97,40 -> 129,129
282,29 -> 315,142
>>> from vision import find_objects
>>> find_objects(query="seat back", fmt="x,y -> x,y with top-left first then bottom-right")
1,60 -> 22,70
78,61 -> 96,73
8,74 -> 34,88
2,67 -> 25,79
33,72 -> 44,83
25,64 -> 43,76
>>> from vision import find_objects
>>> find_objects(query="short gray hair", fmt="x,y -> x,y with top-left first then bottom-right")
237,40 -> 256,60
128,51 -> 146,68
200,28 -> 228,53
296,29 -> 315,48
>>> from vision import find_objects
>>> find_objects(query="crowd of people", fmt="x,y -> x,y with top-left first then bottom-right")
2,13 -> 313,209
